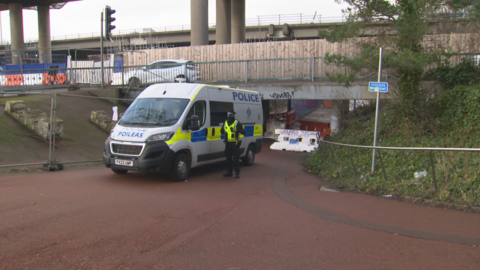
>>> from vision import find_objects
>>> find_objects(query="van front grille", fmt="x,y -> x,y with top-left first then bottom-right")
111,143 -> 143,156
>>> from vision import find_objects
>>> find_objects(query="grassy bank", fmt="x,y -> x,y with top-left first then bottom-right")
305,84 -> 480,211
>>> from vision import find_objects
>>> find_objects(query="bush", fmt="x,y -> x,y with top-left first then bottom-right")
426,58 -> 480,90
306,84 -> 480,208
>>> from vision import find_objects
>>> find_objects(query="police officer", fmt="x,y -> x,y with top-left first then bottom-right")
221,111 -> 245,178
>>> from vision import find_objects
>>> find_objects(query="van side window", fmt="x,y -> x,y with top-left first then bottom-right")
184,101 -> 206,129
210,101 -> 234,126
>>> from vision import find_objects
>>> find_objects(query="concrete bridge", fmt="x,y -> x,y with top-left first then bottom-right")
0,0 -> 476,103
214,80 -> 387,101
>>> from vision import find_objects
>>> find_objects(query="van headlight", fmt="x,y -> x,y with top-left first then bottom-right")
146,132 -> 175,142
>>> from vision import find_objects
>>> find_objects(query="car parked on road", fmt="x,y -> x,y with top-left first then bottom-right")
123,59 -> 199,86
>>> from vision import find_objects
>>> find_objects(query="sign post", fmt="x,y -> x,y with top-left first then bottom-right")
370,48 -> 388,172
100,11 -> 104,88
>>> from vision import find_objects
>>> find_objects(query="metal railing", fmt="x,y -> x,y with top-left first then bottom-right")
10,14 -> 345,44
317,138 -> 480,193
0,57 -> 353,92
0,53 -> 477,92
0,92 -> 134,170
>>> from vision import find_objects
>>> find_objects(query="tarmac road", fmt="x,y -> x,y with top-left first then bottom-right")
1,142 -> 479,270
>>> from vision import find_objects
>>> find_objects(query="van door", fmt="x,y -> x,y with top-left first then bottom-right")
208,100 -> 234,161
182,100 -> 210,166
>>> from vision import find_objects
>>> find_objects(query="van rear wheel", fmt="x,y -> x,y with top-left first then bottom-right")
242,145 -> 255,166
170,153 -> 190,181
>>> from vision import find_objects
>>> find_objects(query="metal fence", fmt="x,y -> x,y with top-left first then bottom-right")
0,91 -> 133,170
0,53 -> 478,92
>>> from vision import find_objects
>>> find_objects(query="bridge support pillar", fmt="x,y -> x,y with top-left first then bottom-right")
38,5 -> 52,64
216,0 -> 231,44
9,3 -> 25,65
190,0 -> 209,46
231,0 -> 245,43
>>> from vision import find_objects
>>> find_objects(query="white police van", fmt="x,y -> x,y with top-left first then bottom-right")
103,83 -> 264,181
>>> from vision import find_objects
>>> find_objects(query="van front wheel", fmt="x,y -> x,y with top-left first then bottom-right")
170,153 -> 190,181
242,145 -> 255,166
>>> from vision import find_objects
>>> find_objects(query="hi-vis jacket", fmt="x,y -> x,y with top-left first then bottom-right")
223,120 -> 246,142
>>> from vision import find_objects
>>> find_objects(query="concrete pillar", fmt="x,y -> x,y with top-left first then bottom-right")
9,3 -> 25,65
37,5 -> 52,63
216,0 -> 231,44
190,0 -> 209,46
231,0 -> 245,43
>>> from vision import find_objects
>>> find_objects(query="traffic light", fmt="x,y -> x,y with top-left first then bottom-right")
104,5 -> 116,40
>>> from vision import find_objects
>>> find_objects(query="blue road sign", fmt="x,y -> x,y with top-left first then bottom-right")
368,82 -> 389,92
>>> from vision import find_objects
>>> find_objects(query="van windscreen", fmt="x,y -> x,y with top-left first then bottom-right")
119,98 -> 189,127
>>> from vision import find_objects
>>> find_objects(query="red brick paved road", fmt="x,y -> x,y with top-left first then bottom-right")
1,143 -> 479,269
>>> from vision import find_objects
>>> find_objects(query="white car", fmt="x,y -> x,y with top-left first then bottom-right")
123,59 -> 199,86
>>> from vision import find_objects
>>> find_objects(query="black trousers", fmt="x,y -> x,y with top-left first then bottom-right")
224,142 -> 241,173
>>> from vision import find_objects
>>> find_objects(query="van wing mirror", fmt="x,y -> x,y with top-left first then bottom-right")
188,115 -> 200,131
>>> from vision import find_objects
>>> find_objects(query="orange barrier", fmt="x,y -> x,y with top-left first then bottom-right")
56,74 -> 67,84
5,74 -> 23,86
42,73 -> 68,85
5,75 -> 14,86
2,73 -> 66,86
14,74 -> 23,86
42,73 -> 55,85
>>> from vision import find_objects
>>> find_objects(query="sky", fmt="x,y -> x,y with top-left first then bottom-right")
0,0 -> 349,43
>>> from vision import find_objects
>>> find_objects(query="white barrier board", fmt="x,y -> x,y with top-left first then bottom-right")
270,129 -> 319,152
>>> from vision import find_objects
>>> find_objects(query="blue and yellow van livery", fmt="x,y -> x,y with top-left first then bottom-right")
103,83 -> 263,181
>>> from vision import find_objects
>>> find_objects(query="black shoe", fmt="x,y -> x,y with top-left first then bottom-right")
235,174 -> 240,179
223,172 -> 233,177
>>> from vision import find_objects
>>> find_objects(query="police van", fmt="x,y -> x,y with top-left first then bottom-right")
103,83 -> 263,181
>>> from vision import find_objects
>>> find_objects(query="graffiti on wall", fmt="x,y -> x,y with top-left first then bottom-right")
270,91 -> 295,99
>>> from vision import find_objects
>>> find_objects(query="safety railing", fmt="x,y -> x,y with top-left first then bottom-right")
42,14 -> 346,43
0,91 -> 134,171
316,137 -> 480,197
0,58 -> 347,92
0,53 -> 477,92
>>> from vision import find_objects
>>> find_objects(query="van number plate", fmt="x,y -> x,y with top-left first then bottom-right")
115,159 -> 133,166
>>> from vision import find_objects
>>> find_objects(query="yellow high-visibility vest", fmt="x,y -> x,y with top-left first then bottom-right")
224,120 -> 239,142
